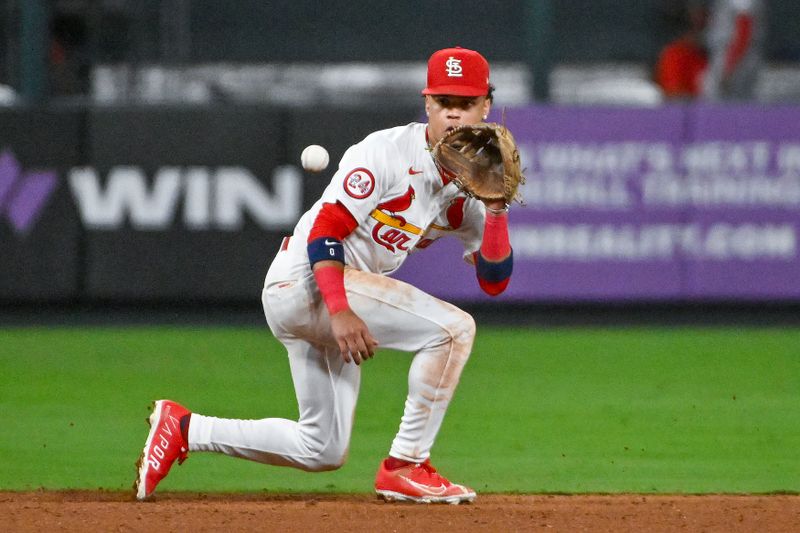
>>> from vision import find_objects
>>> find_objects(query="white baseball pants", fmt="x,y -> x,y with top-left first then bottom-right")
188,251 -> 475,471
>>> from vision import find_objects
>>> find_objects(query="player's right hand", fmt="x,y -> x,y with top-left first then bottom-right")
330,309 -> 379,365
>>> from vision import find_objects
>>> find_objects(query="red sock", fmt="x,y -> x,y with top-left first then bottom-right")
384,456 -> 415,470
180,414 -> 191,443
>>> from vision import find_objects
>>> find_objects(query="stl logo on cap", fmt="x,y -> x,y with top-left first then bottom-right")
445,57 -> 463,78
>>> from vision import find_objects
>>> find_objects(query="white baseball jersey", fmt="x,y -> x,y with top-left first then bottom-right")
278,122 -> 486,280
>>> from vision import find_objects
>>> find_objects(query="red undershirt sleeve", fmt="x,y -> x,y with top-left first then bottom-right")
308,201 -> 359,241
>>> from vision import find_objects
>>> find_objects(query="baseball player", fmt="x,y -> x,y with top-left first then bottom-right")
702,0 -> 765,100
135,46 -> 514,504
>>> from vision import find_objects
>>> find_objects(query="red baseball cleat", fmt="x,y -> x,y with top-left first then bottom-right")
134,399 -> 191,500
375,458 -> 476,504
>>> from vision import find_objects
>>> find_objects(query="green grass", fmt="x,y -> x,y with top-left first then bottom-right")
0,326 -> 798,494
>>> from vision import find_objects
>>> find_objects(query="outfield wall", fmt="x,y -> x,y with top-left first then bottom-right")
1,104 -> 799,304
396,105 -> 800,302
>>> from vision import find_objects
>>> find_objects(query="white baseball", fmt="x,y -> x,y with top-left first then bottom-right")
301,144 -> 330,172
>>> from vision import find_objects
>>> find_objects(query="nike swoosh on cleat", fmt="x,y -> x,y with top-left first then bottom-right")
408,167 -> 424,175
399,476 -> 448,496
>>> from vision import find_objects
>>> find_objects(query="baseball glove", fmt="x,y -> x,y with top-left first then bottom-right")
431,122 -> 524,204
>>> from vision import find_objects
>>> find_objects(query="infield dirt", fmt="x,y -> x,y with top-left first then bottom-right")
2,491 -> 798,532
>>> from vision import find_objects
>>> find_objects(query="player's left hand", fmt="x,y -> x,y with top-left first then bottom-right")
330,309 -> 379,365
431,122 -> 524,204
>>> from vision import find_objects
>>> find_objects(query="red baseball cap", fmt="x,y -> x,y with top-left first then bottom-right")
422,46 -> 490,97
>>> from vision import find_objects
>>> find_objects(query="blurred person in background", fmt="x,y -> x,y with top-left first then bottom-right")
702,0 -> 766,100
655,0 -> 710,99
49,11 -> 90,96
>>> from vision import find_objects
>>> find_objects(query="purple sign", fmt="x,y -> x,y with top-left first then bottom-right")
395,105 -> 800,302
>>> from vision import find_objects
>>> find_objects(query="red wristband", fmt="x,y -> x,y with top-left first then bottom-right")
313,265 -> 350,315
481,211 -> 511,261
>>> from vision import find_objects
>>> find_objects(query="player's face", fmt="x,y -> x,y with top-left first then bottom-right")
425,95 -> 491,146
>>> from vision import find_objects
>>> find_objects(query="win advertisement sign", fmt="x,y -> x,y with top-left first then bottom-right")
1,150 -> 300,234
0,107 -> 304,301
